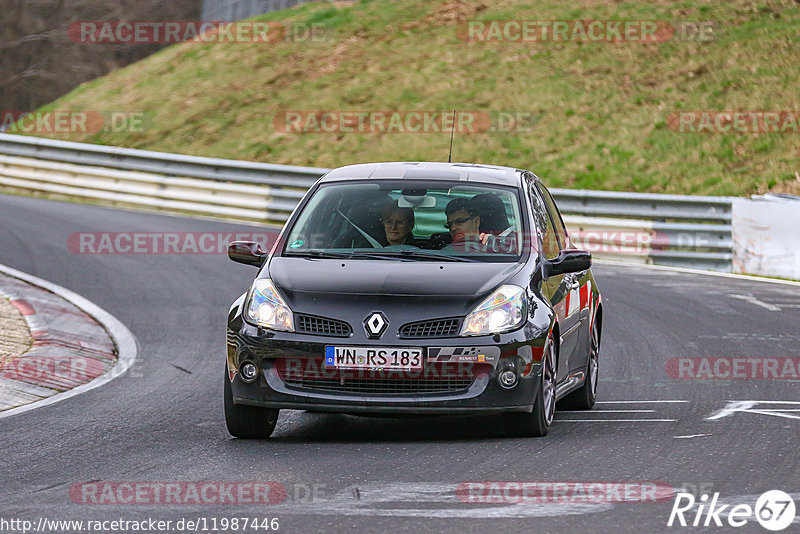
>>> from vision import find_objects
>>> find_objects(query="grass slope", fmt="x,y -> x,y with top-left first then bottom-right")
24,0 -> 800,196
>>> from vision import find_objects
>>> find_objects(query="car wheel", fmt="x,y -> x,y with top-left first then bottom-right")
504,335 -> 556,437
224,365 -> 279,439
558,319 -> 599,411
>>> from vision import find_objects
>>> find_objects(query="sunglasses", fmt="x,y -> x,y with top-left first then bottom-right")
444,216 -> 476,229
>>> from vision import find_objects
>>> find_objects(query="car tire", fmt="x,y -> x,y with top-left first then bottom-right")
558,319 -> 599,411
504,335 -> 556,437
224,365 -> 279,439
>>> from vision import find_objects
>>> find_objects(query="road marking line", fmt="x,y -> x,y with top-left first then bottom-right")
596,400 -> 688,404
707,401 -> 756,420
698,333 -> 800,340
708,401 -> 800,422
555,419 -> 677,422
744,409 -> 800,421
589,410 -> 656,413
728,294 -> 781,311
267,482 -> 613,518
674,434 -> 710,439
725,400 -> 800,404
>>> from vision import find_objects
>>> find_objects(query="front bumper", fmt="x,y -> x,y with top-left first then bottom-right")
226,322 -> 546,415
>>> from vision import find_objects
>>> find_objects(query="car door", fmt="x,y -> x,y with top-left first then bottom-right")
528,182 -> 570,383
533,182 -> 586,379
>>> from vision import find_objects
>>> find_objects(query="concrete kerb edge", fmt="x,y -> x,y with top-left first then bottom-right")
0,262 -> 138,419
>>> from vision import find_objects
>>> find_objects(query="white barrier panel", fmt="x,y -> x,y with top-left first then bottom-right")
732,196 -> 800,280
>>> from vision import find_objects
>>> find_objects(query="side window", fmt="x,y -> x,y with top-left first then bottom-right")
535,183 -> 568,258
537,184 -> 568,246
529,184 -> 560,260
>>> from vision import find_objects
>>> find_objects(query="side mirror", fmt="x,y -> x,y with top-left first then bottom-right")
546,249 -> 591,277
228,241 -> 268,267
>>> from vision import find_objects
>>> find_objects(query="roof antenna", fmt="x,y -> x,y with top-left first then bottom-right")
448,109 -> 456,163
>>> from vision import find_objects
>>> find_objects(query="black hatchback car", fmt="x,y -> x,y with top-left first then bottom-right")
225,162 -> 602,438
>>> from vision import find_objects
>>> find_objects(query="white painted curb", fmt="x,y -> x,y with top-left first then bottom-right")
594,258 -> 800,288
0,263 -> 138,419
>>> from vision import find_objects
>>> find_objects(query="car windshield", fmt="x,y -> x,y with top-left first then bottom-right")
282,180 -> 531,262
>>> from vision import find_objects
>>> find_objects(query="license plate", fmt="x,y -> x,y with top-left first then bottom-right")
325,346 -> 423,370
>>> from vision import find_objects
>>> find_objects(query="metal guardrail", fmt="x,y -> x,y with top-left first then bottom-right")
553,189 -> 733,223
201,0 -> 316,22
0,133 -> 734,271
0,154 -> 304,222
0,134 -> 325,188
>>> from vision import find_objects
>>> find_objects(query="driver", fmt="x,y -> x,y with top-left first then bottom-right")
444,198 -> 486,247
443,198 -> 512,253
381,201 -> 416,246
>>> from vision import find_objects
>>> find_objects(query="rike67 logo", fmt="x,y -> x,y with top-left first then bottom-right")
668,490 -> 796,531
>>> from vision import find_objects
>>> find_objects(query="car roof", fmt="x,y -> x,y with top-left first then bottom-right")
320,162 -> 525,186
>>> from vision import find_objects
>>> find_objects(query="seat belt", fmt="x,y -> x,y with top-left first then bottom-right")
335,209 -> 381,248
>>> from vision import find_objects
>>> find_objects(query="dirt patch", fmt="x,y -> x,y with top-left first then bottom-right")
313,35 -> 363,78
768,171 -> 800,196
0,296 -> 32,363
426,1 -> 487,26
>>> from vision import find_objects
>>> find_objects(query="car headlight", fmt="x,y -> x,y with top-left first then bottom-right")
246,279 -> 294,332
460,285 -> 526,336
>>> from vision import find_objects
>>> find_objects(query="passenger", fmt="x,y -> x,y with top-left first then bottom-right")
381,201 -> 416,246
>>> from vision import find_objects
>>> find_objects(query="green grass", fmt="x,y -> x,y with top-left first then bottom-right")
13,0 -> 800,196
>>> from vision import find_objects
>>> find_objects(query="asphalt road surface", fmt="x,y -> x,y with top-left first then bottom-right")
1,193 -> 798,533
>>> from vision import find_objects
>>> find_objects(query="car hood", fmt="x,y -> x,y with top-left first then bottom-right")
267,257 -> 521,298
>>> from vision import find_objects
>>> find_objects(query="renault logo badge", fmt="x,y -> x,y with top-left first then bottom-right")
364,311 -> 388,338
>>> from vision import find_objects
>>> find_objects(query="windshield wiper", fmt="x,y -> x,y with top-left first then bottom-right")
285,250 -> 354,259
285,249 -> 477,262
379,250 -> 479,262
285,250 -> 415,261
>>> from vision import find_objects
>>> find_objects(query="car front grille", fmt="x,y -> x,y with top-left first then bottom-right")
281,376 -> 474,395
399,318 -> 461,338
295,314 -> 352,337
276,359 -> 480,395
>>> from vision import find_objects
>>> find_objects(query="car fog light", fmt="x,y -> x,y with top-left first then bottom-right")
240,362 -> 258,383
498,369 -> 518,389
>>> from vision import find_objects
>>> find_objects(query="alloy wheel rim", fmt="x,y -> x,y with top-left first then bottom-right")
589,324 -> 599,398
543,341 -> 556,425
